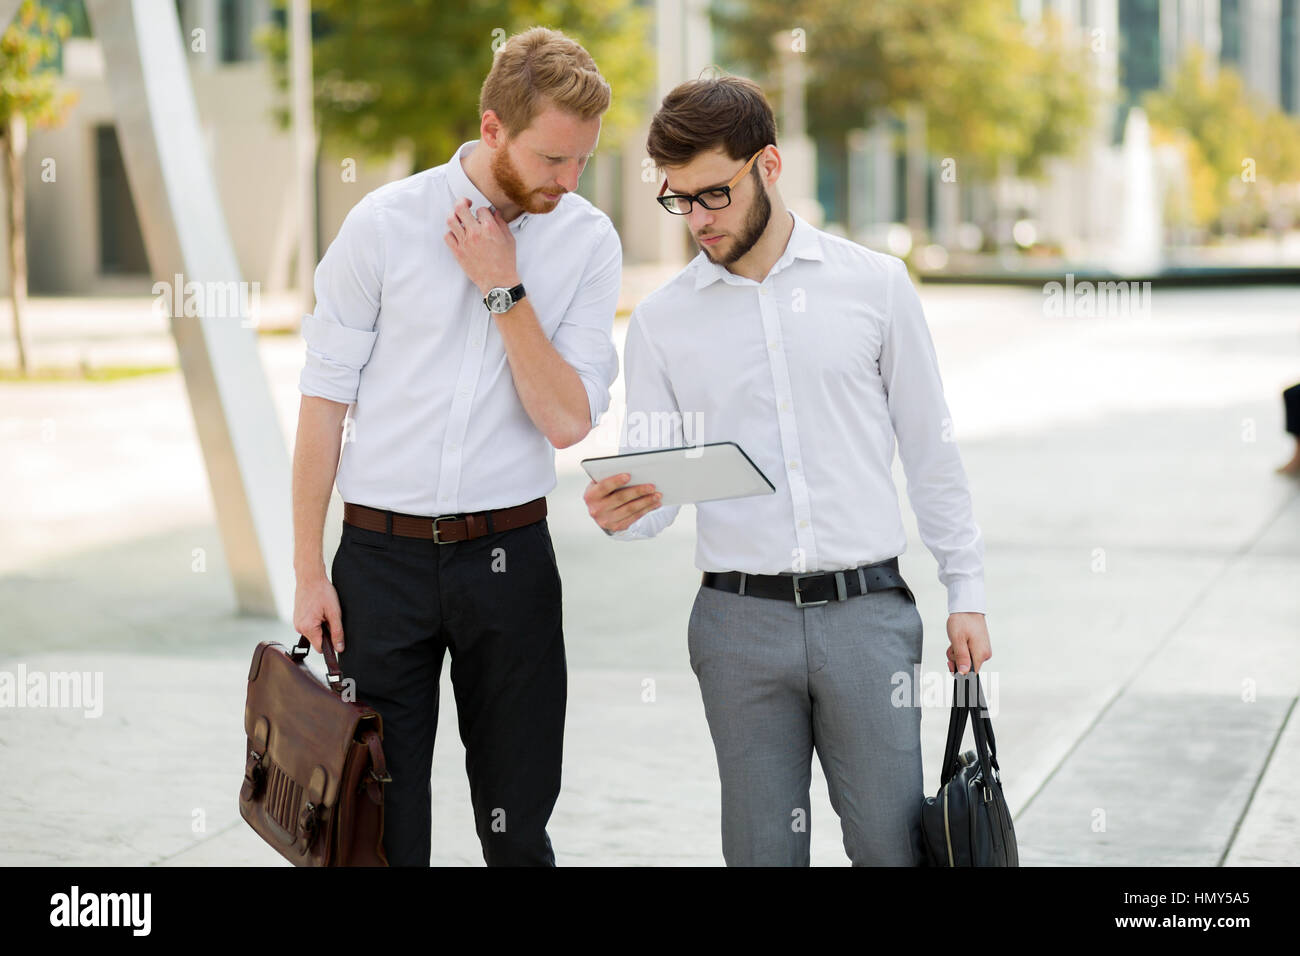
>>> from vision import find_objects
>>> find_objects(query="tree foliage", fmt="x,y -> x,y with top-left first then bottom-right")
710,0 -> 1096,180
1144,47 -> 1300,228
258,0 -> 654,173
0,0 -> 78,128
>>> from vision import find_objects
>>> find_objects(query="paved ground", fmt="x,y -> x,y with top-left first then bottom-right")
0,281 -> 1297,865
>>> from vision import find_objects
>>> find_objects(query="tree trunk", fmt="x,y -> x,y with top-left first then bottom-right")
3,114 -> 31,377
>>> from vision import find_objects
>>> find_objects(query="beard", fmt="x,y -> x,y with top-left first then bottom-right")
702,174 -> 772,265
490,141 -> 561,215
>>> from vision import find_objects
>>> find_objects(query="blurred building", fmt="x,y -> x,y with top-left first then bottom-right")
11,0 -> 717,296
10,0 -> 414,296
833,0 -> 1300,269
19,0 -> 1288,291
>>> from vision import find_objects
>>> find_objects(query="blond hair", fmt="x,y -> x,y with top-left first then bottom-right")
479,26 -> 611,136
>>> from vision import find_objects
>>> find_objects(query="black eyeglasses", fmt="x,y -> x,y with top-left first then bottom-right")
656,148 -> 764,215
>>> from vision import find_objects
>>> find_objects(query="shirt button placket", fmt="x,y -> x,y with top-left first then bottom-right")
438,309 -> 487,513
759,279 -> 818,570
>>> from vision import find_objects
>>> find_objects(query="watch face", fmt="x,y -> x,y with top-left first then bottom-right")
486,288 -> 512,313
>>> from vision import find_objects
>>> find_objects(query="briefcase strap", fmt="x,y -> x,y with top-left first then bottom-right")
290,622 -> 345,694
289,625 -> 391,801
940,674 -> 1001,788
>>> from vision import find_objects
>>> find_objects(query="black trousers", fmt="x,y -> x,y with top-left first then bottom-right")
330,510 -> 566,866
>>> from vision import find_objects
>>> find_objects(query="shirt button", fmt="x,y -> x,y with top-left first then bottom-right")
799,520 -> 809,529
769,341 -> 778,351
780,400 -> 790,411
789,460 -> 798,470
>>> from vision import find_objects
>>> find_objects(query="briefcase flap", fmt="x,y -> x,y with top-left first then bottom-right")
243,641 -> 371,809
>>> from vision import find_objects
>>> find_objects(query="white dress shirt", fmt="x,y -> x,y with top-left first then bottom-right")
610,209 -> 986,614
298,139 -> 621,516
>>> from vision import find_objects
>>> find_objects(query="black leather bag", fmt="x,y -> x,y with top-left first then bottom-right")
921,674 -> 1018,866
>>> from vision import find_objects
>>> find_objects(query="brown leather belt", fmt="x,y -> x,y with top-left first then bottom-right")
343,497 -> 547,543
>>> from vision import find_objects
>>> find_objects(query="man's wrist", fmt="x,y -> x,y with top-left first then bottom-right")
479,275 -> 522,296
294,556 -> 326,578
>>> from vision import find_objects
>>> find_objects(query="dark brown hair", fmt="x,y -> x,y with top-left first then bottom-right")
646,72 -> 777,168
479,26 -> 611,137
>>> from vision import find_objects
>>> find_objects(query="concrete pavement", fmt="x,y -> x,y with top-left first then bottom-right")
1,282 -> 1297,865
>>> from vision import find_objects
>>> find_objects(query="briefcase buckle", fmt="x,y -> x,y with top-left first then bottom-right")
792,573 -> 828,608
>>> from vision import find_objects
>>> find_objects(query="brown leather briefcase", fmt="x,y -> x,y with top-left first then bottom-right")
239,621 -> 390,866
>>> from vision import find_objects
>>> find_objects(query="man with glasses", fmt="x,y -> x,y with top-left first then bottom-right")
584,75 -> 992,866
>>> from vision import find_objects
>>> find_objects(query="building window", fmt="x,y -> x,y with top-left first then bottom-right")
96,125 -> 150,275
1119,0 -> 1161,103
1282,0 -> 1297,114
1221,0 -> 1242,66
220,0 -> 251,63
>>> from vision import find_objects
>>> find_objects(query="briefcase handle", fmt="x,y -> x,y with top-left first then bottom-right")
289,620 -> 345,695
938,673 -> 1000,791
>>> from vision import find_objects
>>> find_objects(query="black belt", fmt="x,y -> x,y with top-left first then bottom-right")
701,557 -> 914,608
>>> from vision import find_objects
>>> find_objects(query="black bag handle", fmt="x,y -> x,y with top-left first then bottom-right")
290,620 -> 345,694
939,673 -> 1001,788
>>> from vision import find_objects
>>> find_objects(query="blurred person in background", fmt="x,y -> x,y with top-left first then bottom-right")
1278,383 -> 1300,475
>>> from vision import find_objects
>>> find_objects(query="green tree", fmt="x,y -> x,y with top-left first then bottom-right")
258,0 -> 653,175
1145,47 -> 1300,231
710,0 -> 1096,182
0,0 -> 77,377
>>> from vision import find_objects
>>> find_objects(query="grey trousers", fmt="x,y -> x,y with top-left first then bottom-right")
686,580 -> 926,866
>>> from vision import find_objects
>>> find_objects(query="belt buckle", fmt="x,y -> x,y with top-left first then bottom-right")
431,515 -> 458,544
792,572 -> 828,608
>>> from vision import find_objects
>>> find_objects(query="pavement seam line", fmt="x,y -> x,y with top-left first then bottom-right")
1216,693 -> 1299,867
1010,486 -> 1298,827
147,818 -> 246,867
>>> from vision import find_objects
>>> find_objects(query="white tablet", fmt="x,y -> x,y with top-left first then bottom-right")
581,441 -> 775,506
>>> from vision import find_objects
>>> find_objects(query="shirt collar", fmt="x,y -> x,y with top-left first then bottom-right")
445,139 -> 532,232
692,208 -> 824,290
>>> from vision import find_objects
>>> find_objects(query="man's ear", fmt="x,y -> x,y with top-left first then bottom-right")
480,109 -> 507,148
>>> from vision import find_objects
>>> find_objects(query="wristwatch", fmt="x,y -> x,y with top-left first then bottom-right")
483,283 -> 526,314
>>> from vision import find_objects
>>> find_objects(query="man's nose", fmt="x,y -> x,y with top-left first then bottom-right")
558,161 -> 582,194
687,203 -> 715,232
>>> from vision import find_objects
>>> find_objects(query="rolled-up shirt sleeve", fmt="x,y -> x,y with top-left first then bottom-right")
297,193 -> 383,404
550,218 -> 621,429
605,307 -> 682,541
880,256 -> 986,614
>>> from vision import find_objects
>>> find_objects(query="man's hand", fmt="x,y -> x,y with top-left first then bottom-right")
584,472 -> 662,531
444,197 -> 520,296
294,570 -> 345,654
945,611 -> 991,675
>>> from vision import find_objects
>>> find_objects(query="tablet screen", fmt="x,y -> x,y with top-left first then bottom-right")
581,441 -> 775,506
